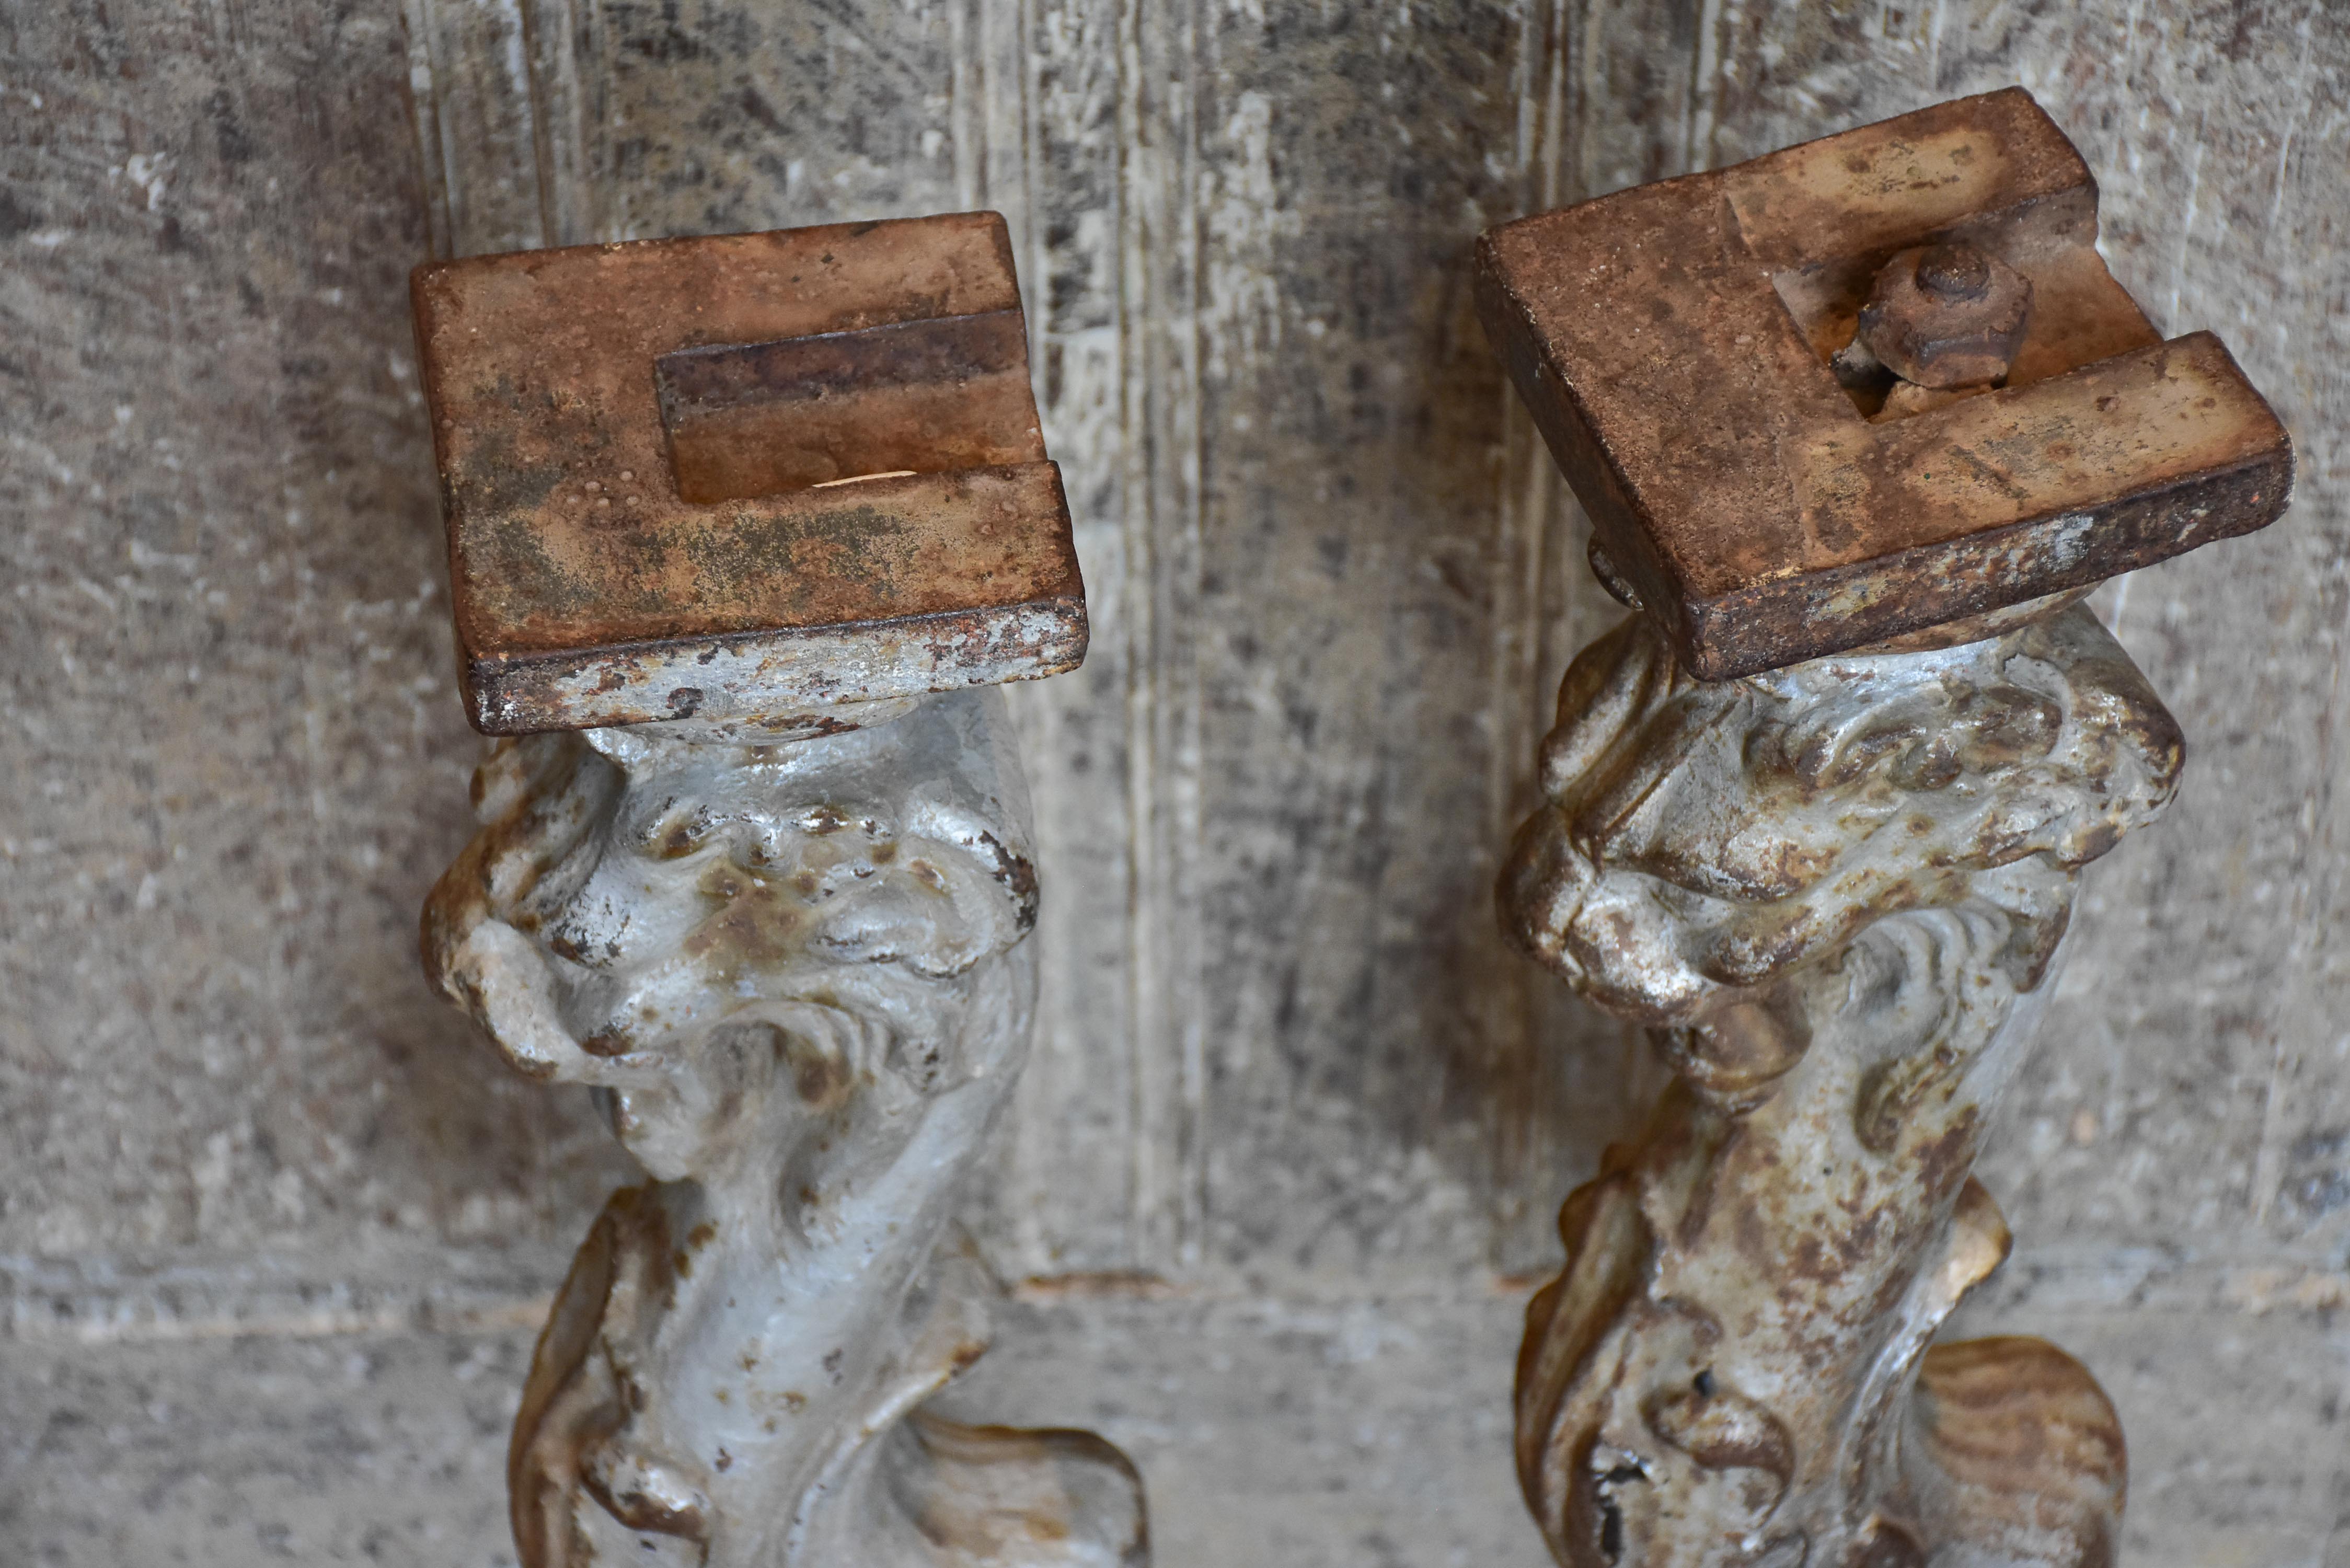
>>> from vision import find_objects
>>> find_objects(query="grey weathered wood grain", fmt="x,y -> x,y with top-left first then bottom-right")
0,0 -> 629,1284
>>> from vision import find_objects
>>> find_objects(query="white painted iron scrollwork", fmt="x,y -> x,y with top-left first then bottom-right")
426,693 -> 1147,1567
1502,607 -> 2179,1567
408,214 -> 1137,1568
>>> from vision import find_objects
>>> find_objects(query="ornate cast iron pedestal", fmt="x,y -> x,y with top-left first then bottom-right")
1478,92 -> 2293,1568
411,217 -> 1147,1568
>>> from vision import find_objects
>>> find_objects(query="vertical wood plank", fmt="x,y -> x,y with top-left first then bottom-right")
1161,0 -> 1551,1284
0,0 -> 631,1284
981,0 -> 1198,1277
401,0 -> 557,256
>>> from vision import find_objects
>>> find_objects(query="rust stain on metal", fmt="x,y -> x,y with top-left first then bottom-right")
411,212 -> 1085,734
1501,606 -> 2172,1567
1476,87 -> 2294,680
655,309 -> 1039,501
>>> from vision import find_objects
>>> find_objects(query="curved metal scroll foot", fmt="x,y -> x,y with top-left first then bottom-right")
1887,1336 -> 2125,1568
878,1416 -> 1150,1568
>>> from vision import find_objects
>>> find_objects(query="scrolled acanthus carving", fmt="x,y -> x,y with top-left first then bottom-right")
1504,607 -> 2177,1568
427,690 -> 1147,1568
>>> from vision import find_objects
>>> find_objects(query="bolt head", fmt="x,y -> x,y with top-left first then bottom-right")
1916,242 -> 1992,300
1857,241 -> 2033,389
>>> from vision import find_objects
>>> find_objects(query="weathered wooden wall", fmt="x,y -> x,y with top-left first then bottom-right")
3,1 -> 2345,1562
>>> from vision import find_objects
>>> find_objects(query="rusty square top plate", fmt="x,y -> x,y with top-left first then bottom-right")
1476,88 -> 2293,680
412,211 -> 1085,734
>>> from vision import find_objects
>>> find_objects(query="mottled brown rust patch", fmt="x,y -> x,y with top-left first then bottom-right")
1476,87 -> 2293,679
411,213 -> 1088,733
1856,241 -> 2034,391
656,309 -> 1039,500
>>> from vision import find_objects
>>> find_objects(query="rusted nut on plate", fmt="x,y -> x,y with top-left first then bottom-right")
1473,87 -> 2294,681
1858,240 -> 2033,388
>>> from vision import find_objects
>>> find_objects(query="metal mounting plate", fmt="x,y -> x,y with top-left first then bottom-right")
1477,88 -> 2293,680
411,212 -> 1085,734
